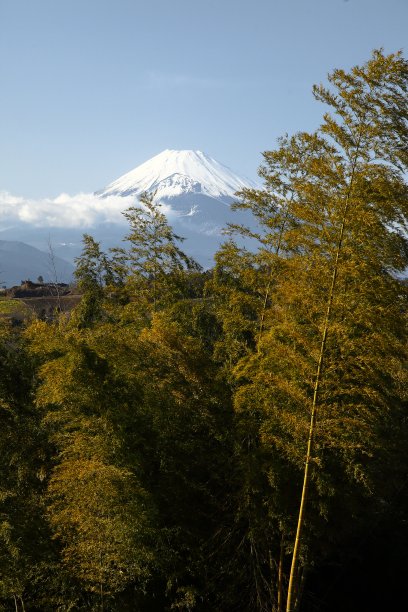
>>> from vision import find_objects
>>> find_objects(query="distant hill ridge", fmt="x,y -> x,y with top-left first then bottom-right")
0,240 -> 74,288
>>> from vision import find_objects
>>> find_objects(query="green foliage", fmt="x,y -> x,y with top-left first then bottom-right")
111,192 -> 201,319
75,234 -> 116,292
73,234 -> 121,328
0,322 -> 52,609
27,320 -> 158,601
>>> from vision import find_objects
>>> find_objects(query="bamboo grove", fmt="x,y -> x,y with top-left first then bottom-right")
1,50 -> 407,611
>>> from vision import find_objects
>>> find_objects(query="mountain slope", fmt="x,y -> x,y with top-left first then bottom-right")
0,241 -> 74,288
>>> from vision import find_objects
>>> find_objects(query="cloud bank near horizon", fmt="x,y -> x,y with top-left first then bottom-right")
0,191 -> 179,230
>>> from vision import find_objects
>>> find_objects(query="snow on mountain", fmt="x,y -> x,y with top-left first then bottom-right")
97,149 -> 256,201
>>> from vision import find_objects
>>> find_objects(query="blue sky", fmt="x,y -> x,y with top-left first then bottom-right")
0,0 -> 407,198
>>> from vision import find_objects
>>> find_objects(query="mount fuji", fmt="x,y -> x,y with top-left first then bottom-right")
98,149 -> 255,201
96,149 -> 257,266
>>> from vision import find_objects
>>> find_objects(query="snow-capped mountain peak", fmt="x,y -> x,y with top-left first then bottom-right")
97,149 -> 255,200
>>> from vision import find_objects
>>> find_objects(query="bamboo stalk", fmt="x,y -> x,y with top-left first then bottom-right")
285,146 -> 360,612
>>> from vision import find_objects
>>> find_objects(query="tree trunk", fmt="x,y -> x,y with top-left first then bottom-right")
276,533 -> 285,612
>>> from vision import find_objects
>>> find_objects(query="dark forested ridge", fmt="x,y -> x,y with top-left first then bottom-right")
1,50 -> 407,611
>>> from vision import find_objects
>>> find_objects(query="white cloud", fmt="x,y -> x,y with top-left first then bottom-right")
0,191 -> 179,230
